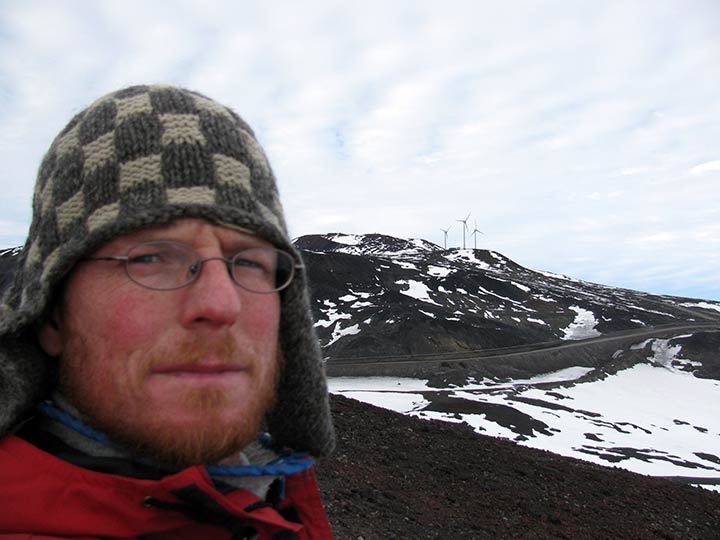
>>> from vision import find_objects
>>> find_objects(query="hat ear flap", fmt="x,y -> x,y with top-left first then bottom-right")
0,332 -> 54,435
267,277 -> 335,457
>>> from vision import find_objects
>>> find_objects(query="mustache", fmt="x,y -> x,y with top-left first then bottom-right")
140,335 -> 251,372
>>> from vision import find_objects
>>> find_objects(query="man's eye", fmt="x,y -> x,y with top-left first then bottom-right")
233,257 -> 264,270
128,253 -> 164,264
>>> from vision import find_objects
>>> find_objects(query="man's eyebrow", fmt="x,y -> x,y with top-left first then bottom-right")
222,237 -> 274,253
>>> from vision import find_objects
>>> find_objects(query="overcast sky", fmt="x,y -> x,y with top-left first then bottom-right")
1,1 -> 719,300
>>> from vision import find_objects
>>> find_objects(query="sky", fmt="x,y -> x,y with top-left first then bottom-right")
1,0 -> 719,300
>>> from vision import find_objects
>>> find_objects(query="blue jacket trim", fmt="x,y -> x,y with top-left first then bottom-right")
205,454 -> 315,477
38,401 -> 113,447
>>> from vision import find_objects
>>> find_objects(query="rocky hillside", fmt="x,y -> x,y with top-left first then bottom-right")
0,247 -> 21,291
318,397 -> 720,540
296,233 -> 720,362
316,394 -> 720,539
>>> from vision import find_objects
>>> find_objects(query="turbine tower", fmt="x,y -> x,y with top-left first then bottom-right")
457,212 -> 471,249
471,220 -> 484,249
440,226 -> 451,249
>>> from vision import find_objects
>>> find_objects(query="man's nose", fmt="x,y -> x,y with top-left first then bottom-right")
179,258 -> 242,327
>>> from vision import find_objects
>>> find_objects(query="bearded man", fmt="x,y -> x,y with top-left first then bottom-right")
0,85 -> 335,539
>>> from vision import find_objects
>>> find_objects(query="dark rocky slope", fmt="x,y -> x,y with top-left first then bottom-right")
316,395 -> 720,539
296,233 -> 720,364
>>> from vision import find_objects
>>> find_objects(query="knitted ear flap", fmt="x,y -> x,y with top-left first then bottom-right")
0,85 -> 335,456
0,332 -> 53,433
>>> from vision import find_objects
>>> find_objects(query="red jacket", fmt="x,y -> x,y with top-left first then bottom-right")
0,435 -> 334,539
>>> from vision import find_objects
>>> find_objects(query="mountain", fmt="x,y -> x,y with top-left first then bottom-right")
0,247 -> 22,292
297,232 -> 720,363
2,235 -> 719,486
297,233 -> 720,485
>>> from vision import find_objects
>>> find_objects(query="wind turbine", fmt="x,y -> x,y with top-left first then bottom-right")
457,212 -> 471,249
440,226 -> 451,249
471,220 -> 484,249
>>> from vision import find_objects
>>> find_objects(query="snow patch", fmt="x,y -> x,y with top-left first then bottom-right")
0,246 -> 22,257
314,306 -> 351,328
330,234 -> 362,246
494,277 -> 531,293
631,339 -> 653,350
525,366 -> 594,384
477,285 -> 519,305
561,306 -> 601,340
645,338 -> 701,372
428,265 -> 453,277
326,322 -> 361,346
395,280 -> 440,305
328,376 -> 431,392
536,269 -> 577,282
410,238 -> 434,251
681,302 -> 720,314
444,250 -> 491,270
626,304 -> 676,317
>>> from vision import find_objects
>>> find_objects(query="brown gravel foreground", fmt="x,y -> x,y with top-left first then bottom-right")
315,395 -> 720,540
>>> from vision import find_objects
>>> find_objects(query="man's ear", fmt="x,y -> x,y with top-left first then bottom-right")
38,316 -> 64,357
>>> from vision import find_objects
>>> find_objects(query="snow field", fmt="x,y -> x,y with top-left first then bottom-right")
329,364 -> 720,480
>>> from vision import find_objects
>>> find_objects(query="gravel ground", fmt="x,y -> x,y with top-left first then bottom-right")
315,395 -> 720,539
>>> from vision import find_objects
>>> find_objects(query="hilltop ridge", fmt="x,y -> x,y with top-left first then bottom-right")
296,232 -> 720,360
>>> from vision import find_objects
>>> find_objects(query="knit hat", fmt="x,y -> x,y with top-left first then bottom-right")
0,85 -> 335,457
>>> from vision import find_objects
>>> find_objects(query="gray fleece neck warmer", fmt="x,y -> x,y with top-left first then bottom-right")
0,84 -> 334,457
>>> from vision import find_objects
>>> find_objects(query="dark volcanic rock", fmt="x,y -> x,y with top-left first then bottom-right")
0,247 -> 21,292
669,331 -> 720,379
316,394 -> 720,539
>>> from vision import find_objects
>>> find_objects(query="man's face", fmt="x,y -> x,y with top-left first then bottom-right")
39,218 -> 282,466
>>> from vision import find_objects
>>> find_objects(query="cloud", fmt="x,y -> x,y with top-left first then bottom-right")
690,160 -> 720,175
1,0 -> 719,299
620,167 -> 653,176
587,191 -> 624,201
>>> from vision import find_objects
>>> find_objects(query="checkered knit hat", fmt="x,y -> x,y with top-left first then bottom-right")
0,85 -> 335,457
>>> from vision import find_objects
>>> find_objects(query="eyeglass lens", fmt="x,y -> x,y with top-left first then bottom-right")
124,241 -> 294,292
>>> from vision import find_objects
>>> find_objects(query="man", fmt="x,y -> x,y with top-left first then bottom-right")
0,85 -> 335,539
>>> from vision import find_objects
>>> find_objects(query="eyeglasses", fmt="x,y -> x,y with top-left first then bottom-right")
83,240 -> 301,293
